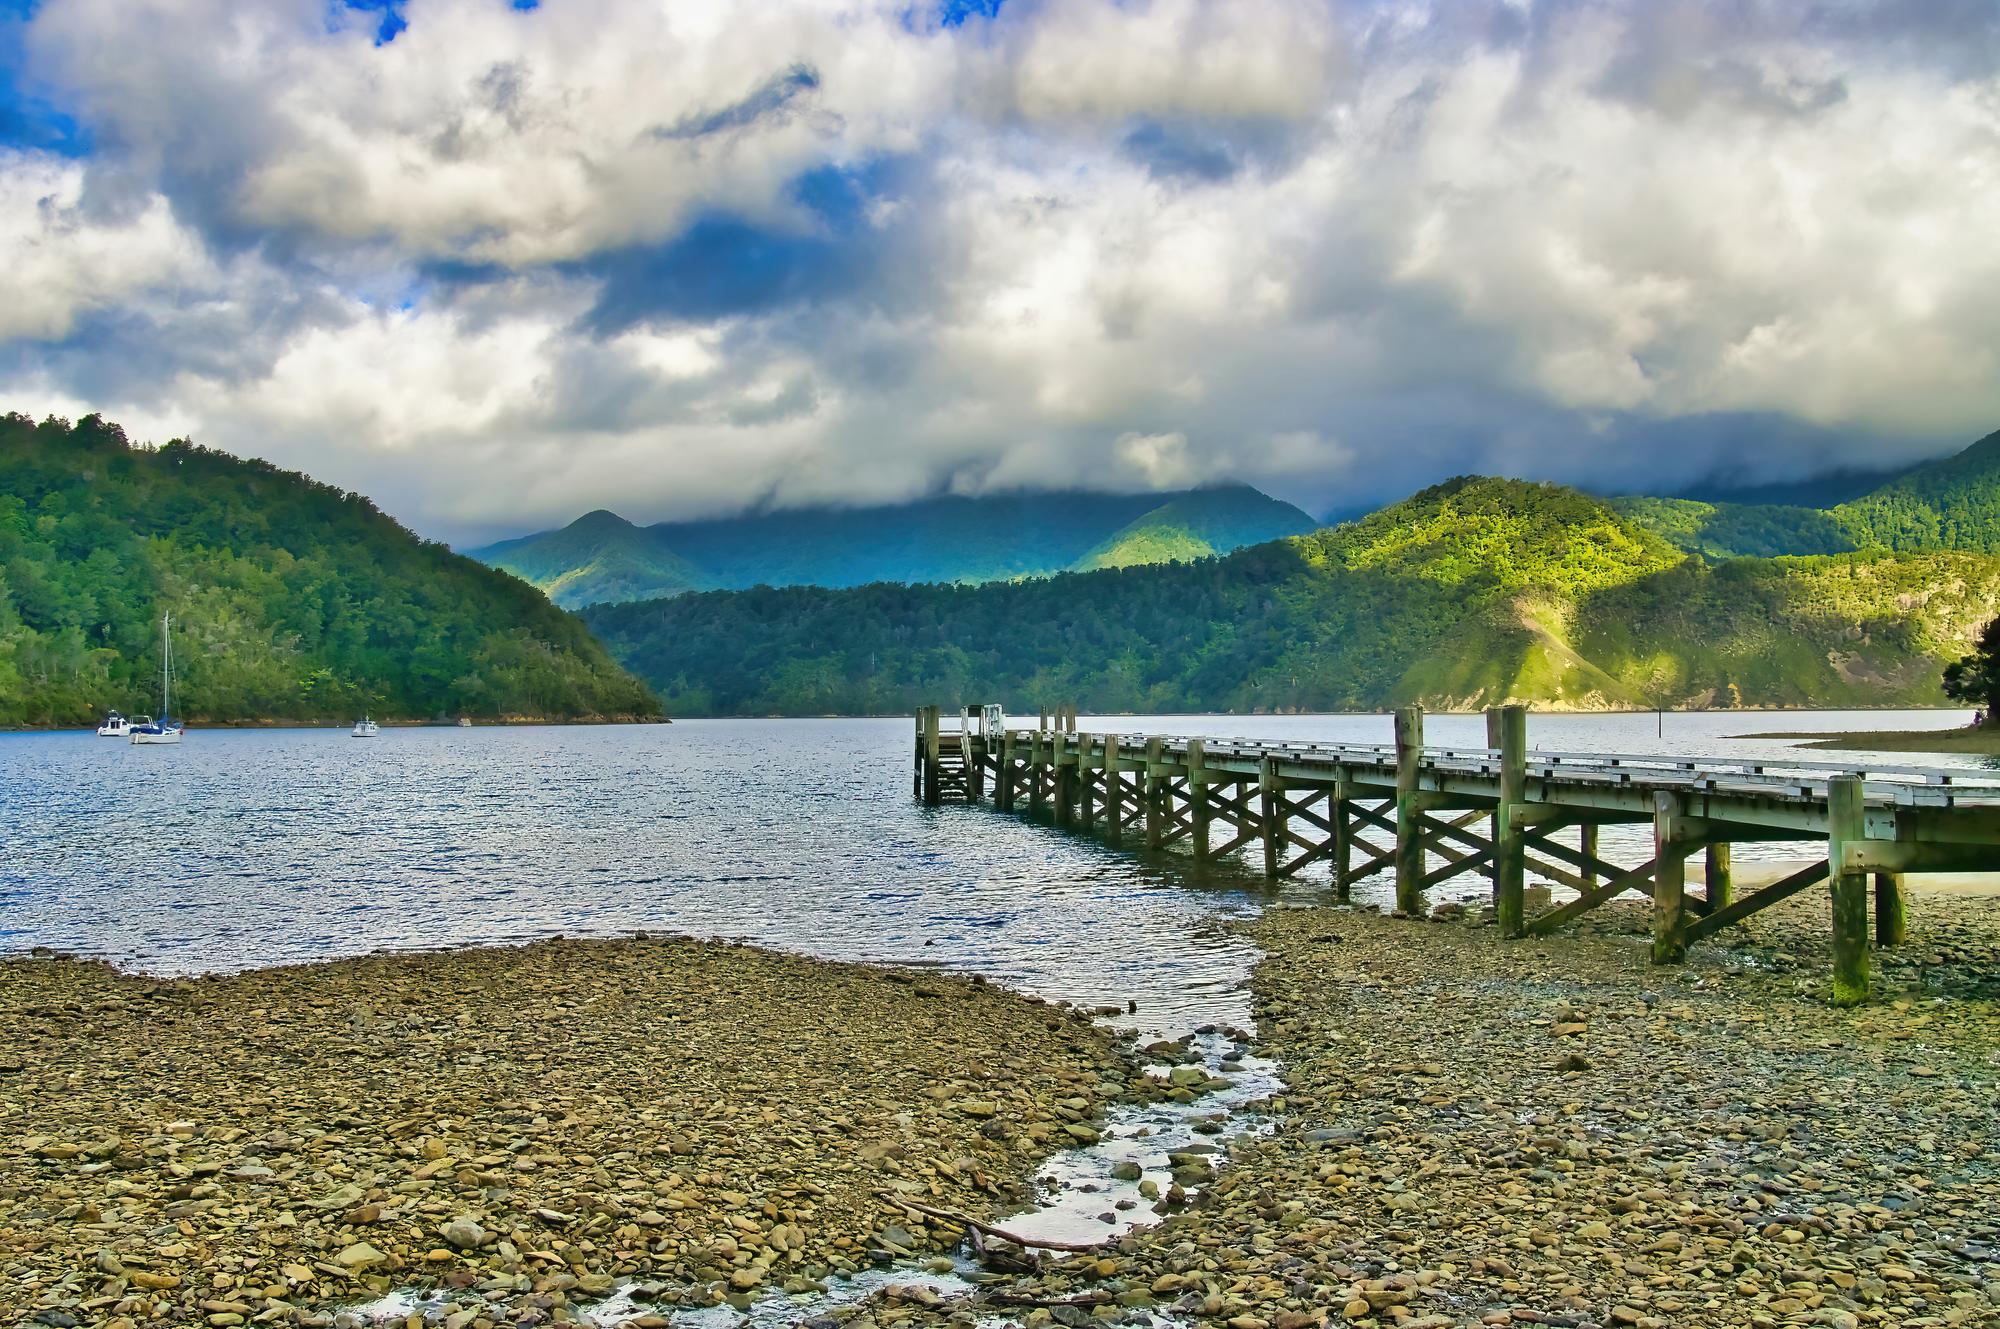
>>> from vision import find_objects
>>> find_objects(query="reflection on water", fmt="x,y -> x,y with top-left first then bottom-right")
0,710 -> 1971,1038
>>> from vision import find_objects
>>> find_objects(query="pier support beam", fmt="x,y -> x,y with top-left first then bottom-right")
1103,738 -> 1124,847
1579,823 -> 1599,887
1493,705 -> 1527,936
1828,775 -> 1870,1005
1053,731 -> 1077,829
1651,790 -> 1694,964
1029,730 -> 1047,816
1875,872 -> 1906,947
1259,757 -> 1283,880
1705,842 -> 1733,910
1187,739 -> 1211,863
1332,780 -> 1352,901
1394,706 -> 1425,913
1144,738 -> 1165,849
922,706 -> 942,807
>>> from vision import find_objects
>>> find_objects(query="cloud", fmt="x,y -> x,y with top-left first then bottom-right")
0,0 -> 1997,543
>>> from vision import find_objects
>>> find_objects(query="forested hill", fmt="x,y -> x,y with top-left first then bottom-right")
471,483 -> 1317,608
0,413 -> 662,726
582,476 -> 2000,716
1613,428 -> 2000,559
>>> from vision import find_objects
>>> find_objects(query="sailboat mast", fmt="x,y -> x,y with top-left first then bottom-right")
161,611 -> 171,719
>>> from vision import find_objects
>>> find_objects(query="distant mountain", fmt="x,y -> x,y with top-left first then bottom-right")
470,484 -> 1318,608
0,413 -> 661,726
584,475 -> 2000,716
1616,429 -> 2000,560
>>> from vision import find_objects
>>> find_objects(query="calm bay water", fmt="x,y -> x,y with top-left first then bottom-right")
0,710 -> 1981,1039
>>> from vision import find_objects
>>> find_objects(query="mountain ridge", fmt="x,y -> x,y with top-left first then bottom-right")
470,482 -> 1320,608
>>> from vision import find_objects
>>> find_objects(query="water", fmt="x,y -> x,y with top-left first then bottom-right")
0,710 -> 1979,1020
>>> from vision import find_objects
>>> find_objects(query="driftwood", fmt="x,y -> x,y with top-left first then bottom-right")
874,1191 -> 1103,1253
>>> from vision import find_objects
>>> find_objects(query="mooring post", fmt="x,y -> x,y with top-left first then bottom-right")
1332,778 -> 1352,901
1067,704 -> 1079,734
1187,738 -> 1211,864
1077,733 -> 1096,832
1103,737 -> 1124,846
996,730 -> 1016,811
1394,705 -> 1425,913
1029,728 -> 1047,815
1651,790 -> 1693,963
922,706 -> 942,806
1259,756 -> 1282,880
1874,872 -> 1906,947
913,711 -> 924,799
1144,737 -> 1165,848
1828,775 -> 1870,1005
1494,704 -> 1527,936
1053,730 -> 1076,829
1579,823 -> 1599,887
1484,707 -> 1503,885
1705,842 -> 1733,910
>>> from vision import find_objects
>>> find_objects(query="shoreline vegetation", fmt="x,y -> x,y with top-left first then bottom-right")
1735,726 -> 2000,755
8,882 -> 1998,1328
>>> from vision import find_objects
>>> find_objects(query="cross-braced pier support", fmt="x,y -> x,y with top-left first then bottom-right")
917,703 -> 2000,1003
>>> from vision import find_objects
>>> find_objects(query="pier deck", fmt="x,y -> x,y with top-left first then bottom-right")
912,704 -> 2000,1003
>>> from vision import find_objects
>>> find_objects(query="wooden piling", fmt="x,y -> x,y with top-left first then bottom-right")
1187,738 -> 1211,864
1651,790 -> 1690,964
1144,738 -> 1165,849
912,712 -> 923,799
1705,842 -> 1733,910
1494,704 -> 1527,936
1077,735 -> 1095,832
1332,780 -> 1352,901
1052,730 -> 1076,829
1875,872 -> 1906,947
1828,775 -> 1869,1005
1394,706 -> 1425,913
922,706 -> 942,807
1103,737 -> 1124,847
1029,728 -> 1047,815
1579,823 -> 1599,887
1259,756 -> 1282,880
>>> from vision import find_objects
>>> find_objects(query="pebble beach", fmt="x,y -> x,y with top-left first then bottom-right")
5,885 -> 1998,1329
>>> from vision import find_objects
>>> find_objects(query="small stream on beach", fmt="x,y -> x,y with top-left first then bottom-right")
2,710 -> 1981,1326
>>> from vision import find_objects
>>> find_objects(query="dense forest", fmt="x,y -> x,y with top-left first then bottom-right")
472,483 -> 1317,608
0,413 -> 661,726
585,476 -> 2000,716
1612,429 -> 2000,560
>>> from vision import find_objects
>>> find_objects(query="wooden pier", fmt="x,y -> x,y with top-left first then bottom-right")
913,704 -> 2000,1004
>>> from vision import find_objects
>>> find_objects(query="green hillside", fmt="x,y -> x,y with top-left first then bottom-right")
0,413 -> 662,726
1832,429 -> 2000,552
1614,428 -> 2000,559
584,476 -> 1998,716
472,483 -> 1317,608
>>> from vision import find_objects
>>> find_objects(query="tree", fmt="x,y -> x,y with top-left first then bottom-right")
1942,616 -> 2000,724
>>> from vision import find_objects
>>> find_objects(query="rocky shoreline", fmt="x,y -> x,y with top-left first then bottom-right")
0,938 -> 1130,1327
926,889 -> 2000,1329
9,888 -> 1999,1329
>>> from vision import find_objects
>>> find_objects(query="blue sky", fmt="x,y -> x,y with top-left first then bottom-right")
2,0 -> 1998,542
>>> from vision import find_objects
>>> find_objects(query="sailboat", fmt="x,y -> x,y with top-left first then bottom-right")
130,612 -> 185,745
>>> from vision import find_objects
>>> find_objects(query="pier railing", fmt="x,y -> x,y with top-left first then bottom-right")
913,704 -> 2000,1005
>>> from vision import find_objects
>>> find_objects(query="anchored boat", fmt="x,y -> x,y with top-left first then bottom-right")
352,715 -> 379,737
96,710 -> 131,738
130,613 -> 184,745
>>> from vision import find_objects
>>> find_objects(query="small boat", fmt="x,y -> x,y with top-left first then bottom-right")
352,715 -> 379,738
130,612 -> 185,745
96,710 -> 131,738
455,716 -> 471,727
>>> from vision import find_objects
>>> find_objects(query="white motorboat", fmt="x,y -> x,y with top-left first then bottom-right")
352,715 -> 379,737
96,710 -> 131,737
130,613 -> 185,745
